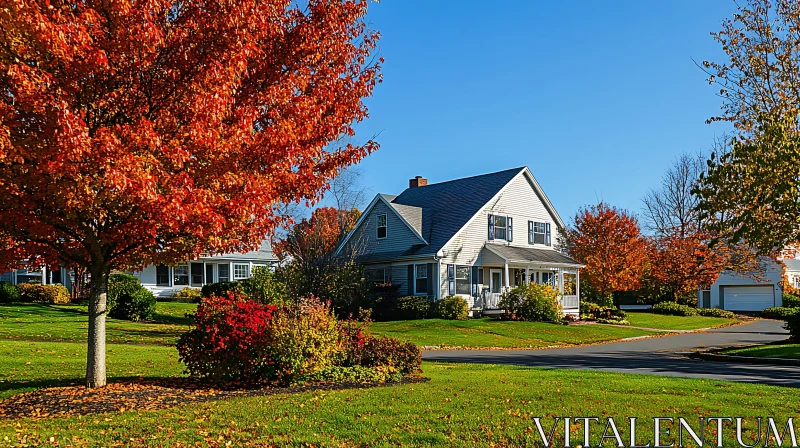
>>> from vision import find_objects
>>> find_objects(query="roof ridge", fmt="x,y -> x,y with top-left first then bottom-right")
406,166 -> 525,190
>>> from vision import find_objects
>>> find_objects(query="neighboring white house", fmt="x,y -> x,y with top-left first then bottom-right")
0,240 -> 277,297
336,167 -> 584,316
130,240 -> 277,297
698,252 -> 800,312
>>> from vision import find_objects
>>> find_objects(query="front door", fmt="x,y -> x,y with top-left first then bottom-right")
489,269 -> 503,293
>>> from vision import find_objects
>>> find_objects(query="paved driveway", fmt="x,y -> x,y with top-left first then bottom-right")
423,319 -> 800,387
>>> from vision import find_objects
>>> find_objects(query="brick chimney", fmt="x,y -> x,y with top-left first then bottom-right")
409,176 -> 428,188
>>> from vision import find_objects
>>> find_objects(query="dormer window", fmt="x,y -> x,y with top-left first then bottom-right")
488,214 -> 512,241
377,214 -> 387,239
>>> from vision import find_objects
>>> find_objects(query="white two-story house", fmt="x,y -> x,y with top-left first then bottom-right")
336,167 -> 583,315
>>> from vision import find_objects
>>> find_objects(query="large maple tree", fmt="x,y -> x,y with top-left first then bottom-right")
648,232 -> 726,303
565,203 -> 648,299
0,0 -> 381,387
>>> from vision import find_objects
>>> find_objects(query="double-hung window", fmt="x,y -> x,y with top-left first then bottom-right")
377,214 -> 387,239
365,268 -> 386,284
488,215 -> 512,241
233,263 -> 250,280
156,265 -> 170,286
528,221 -> 551,246
218,264 -> 230,282
414,264 -> 428,295
173,265 -> 189,286
447,265 -> 472,295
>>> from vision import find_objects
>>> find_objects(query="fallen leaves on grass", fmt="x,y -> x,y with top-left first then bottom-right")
0,378 -> 428,421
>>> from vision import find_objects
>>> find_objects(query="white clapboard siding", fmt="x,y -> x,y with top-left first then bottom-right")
345,200 -> 424,255
441,173 -> 560,265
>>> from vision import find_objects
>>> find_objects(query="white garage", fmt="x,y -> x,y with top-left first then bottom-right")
721,285 -> 777,311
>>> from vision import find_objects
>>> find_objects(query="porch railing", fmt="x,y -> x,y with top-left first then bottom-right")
560,295 -> 579,309
482,291 -> 503,309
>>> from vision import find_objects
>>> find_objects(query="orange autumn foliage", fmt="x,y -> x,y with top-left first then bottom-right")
566,203 -> 648,298
648,232 -> 726,301
0,0 -> 381,387
273,207 -> 361,264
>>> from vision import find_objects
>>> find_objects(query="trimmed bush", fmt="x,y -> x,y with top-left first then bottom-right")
697,308 -> 737,319
782,293 -> 800,309
762,307 -> 799,320
310,365 -> 401,384
17,283 -> 70,304
108,273 -> 141,311
579,301 -> 627,322
360,335 -> 422,376
395,296 -> 432,320
0,281 -> 20,303
787,314 -> 800,343
110,288 -> 156,321
437,296 -> 469,320
651,302 -> 698,317
498,283 -> 563,323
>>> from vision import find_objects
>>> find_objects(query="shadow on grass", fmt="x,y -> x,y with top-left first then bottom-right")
150,312 -> 194,326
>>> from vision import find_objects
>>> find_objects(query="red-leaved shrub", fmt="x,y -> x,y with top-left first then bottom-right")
177,293 -> 277,384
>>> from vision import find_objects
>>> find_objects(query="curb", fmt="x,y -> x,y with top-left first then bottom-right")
687,352 -> 800,367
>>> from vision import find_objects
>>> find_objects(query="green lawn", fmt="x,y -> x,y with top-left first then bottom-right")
368,317 -> 654,348
720,343 -> 800,360
1,345 -> 798,447
625,312 -> 738,330
1,303 -> 798,446
0,302 -> 195,345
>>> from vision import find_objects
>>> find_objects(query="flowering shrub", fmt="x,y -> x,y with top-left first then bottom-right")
437,296 -> 469,320
177,293 -> 277,384
17,283 -> 70,304
498,283 -> 563,323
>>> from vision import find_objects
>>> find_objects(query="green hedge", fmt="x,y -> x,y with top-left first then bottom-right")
697,308 -> 736,319
651,302 -> 697,316
782,293 -> 800,308
762,307 -> 799,320
498,283 -> 562,323
0,281 -> 20,303
437,296 -> 469,320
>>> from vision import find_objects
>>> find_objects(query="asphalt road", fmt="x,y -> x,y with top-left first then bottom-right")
422,319 -> 800,387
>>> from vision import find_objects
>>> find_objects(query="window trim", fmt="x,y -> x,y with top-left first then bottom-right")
156,265 -> 171,287
455,265 -> 471,296
414,264 -> 428,296
528,221 -> 551,246
490,215 -> 508,241
218,264 -> 230,283
173,264 -> 189,286
233,263 -> 250,280
376,214 -> 387,239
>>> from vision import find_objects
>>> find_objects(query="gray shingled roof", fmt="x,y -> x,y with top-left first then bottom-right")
390,202 -> 423,236
389,167 -> 525,257
784,259 -> 800,272
484,244 -> 582,266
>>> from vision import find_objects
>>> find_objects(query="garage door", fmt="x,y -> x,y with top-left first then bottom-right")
723,286 -> 775,311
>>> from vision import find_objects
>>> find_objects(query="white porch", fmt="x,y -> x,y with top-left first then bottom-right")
477,244 -> 583,315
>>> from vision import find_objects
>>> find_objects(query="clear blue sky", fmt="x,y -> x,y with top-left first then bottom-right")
343,1 -> 736,222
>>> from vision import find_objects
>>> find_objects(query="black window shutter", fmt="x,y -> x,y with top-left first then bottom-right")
427,263 -> 435,296
488,214 -> 495,240
507,217 -> 513,242
528,221 -> 533,244
471,266 -> 479,297
407,264 -> 415,295
447,264 -> 455,296
545,223 -> 552,246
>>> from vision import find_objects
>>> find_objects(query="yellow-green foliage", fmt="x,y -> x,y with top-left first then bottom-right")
499,283 -> 563,322
173,287 -> 201,300
267,298 -> 342,383
17,283 -> 70,304
437,296 -> 469,320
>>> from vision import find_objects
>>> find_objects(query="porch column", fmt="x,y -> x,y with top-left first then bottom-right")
525,267 -> 530,285
576,269 -> 580,298
203,261 -> 207,285
504,263 -> 510,289
41,266 -> 47,285
558,268 -> 564,294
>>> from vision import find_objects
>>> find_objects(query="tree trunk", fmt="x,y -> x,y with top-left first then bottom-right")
86,265 -> 109,388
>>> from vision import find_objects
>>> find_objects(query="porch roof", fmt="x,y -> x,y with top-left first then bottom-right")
483,244 -> 584,268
